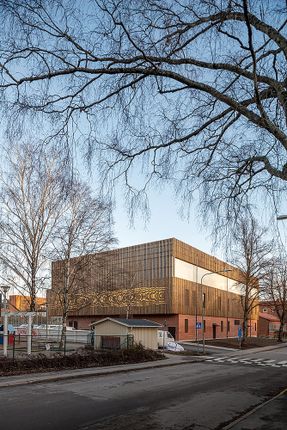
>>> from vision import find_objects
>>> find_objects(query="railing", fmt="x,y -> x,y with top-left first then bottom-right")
0,331 -> 135,357
0,329 -> 92,357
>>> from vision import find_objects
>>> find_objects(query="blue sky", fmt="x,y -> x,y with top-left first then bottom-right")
113,184 -> 214,254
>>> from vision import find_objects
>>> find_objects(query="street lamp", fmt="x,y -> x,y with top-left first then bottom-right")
200,269 -> 231,354
277,215 -> 287,220
0,285 -> 10,357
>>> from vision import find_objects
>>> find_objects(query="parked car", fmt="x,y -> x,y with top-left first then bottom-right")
166,341 -> 185,352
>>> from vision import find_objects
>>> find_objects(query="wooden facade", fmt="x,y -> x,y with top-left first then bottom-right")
48,238 -> 258,340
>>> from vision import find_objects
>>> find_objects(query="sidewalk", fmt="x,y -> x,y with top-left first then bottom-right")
223,389 -> 287,429
181,342 -> 237,351
228,341 -> 287,356
182,341 -> 287,354
0,353 -> 197,389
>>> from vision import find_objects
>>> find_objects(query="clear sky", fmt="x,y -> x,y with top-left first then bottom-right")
112,184 -> 215,255
81,151 -> 287,263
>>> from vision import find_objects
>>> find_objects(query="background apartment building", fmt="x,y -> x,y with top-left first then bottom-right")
48,238 -> 258,340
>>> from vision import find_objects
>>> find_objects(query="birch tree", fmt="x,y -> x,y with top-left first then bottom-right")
230,216 -> 272,342
0,143 -> 65,311
1,1 -> 287,224
50,180 -> 116,342
264,259 -> 287,342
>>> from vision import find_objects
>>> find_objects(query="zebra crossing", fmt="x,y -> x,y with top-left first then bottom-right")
204,355 -> 287,368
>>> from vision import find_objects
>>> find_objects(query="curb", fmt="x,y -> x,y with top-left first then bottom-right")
181,342 -> 287,354
180,342 -> 237,351
0,358 -> 198,389
221,387 -> 287,429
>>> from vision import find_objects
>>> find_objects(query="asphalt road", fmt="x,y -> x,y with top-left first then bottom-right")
1,347 -> 287,430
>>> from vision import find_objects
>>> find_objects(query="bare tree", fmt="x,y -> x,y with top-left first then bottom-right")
230,216 -> 273,342
1,1 -> 287,224
50,180 -> 116,342
0,143 -> 65,311
263,258 -> 287,342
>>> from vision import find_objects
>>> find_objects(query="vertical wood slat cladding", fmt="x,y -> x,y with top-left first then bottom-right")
50,239 -> 174,317
171,238 -> 258,319
49,237 -> 257,320
172,238 -> 241,279
171,278 -> 244,318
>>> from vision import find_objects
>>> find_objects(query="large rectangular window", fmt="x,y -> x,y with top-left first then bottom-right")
184,319 -> 189,333
221,321 -> 224,332
203,320 -> 206,332
174,258 -> 242,295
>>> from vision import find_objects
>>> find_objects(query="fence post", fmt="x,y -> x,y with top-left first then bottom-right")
3,312 -> 8,357
27,314 -> 32,355
12,334 -> 15,360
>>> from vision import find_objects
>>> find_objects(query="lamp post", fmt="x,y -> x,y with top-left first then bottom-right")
200,269 -> 231,354
0,285 -> 10,357
277,215 -> 287,220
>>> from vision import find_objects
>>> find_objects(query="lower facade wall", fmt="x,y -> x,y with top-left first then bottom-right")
68,313 -> 257,341
258,317 -> 270,337
177,315 -> 257,341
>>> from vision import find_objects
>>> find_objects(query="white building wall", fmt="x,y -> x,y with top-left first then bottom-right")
131,327 -> 158,350
174,258 -> 243,295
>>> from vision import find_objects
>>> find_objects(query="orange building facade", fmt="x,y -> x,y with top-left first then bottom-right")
8,295 -> 46,313
48,238 -> 258,340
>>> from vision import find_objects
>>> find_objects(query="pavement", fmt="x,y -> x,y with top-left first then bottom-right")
181,340 -> 287,354
1,344 -> 286,429
222,389 -> 287,429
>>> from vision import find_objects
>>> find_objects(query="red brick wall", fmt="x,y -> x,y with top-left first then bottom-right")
177,314 -> 257,341
258,317 -> 268,337
68,313 -> 258,340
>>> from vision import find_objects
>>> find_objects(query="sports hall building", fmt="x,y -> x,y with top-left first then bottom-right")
48,238 -> 258,340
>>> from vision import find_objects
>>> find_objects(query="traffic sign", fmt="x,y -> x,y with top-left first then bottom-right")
196,322 -> 202,329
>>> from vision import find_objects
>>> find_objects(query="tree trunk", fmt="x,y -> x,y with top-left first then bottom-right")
278,320 -> 284,342
30,266 -> 37,312
60,259 -> 70,353
242,301 -> 249,345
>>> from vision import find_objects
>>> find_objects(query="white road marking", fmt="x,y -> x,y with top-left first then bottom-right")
213,356 -> 228,361
205,356 -> 287,368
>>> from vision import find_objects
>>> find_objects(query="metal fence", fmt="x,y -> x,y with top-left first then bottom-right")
93,334 -> 134,350
0,331 -> 135,357
0,329 -> 92,357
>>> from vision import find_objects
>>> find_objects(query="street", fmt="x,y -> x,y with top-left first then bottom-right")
1,346 -> 287,430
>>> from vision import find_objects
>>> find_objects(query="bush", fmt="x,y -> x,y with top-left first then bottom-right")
0,345 -> 165,376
